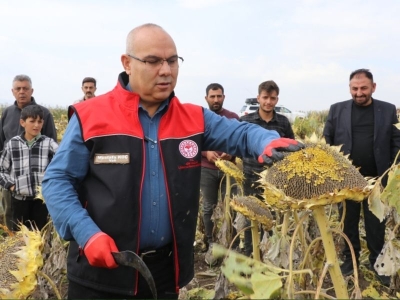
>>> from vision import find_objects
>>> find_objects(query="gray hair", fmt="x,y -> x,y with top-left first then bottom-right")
13,74 -> 32,85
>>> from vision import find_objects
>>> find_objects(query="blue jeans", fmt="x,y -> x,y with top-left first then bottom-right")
200,167 -> 238,245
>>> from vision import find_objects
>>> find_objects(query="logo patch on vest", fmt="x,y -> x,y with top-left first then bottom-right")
179,140 -> 198,159
94,153 -> 130,164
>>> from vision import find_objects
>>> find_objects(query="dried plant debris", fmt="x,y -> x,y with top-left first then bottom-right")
0,225 -> 44,299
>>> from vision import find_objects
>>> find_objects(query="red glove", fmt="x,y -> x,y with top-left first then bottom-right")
258,138 -> 304,165
84,232 -> 119,268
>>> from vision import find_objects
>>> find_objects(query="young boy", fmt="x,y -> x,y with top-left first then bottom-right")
0,105 -> 58,231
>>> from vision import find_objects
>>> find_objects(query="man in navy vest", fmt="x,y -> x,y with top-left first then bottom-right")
43,23 -> 303,299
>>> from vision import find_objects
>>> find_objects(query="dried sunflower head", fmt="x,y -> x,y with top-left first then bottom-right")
235,157 -> 243,171
260,142 -> 370,210
0,224 -> 44,299
215,159 -> 244,184
230,196 -> 274,230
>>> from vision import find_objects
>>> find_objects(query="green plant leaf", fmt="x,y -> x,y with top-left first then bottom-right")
213,244 -> 282,297
250,272 -> 282,299
381,165 -> 400,215
187,287 -> 215,299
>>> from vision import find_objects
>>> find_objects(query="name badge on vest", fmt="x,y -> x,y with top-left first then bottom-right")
94,153 -> 130,164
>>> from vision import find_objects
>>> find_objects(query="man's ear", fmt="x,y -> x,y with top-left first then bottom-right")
121,54 -> 132,75
20,119 -> 25,128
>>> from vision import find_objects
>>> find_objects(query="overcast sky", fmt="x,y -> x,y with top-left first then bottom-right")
1,0 -> 399,115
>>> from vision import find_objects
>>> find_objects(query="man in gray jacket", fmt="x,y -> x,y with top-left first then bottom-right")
0,74 -> 57,229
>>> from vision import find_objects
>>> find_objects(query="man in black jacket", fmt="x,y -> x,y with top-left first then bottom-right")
323,69 -> 400,286
0,74 -> 57,229
240,80 -> 295,257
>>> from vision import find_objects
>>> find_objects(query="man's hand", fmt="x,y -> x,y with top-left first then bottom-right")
219,153 -> 232,161
258,138 -> 304,165
206,151 -> 220,163
84,232 -> 119,268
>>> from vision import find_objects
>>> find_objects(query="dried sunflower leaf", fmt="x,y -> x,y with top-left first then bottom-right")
232,212 -> 247,232
374,229 -> 400,276
368,182 -> 387,222
381,164 -> 400,215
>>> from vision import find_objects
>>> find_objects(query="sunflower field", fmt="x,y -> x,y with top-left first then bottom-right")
1,106 -> 400,299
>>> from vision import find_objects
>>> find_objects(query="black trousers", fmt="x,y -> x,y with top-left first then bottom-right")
68,249 -> 178,299
11,196 -> 49,231
1,188 -> 13,230
339,198 -> 386,266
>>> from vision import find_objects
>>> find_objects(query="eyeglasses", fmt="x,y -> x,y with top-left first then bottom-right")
127,54 -> 184,69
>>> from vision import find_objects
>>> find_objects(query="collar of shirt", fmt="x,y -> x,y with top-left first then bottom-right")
125,83 -> 169,115
23,132 -> 41,147
254,109 -> 278,123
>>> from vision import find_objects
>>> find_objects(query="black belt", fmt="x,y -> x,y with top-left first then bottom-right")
139,243 -> 173,262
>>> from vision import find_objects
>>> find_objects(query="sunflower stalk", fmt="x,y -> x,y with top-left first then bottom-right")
331,228 -> 361,294
250,220 -> 260,261
312,206 -> 348,299
224,174 -> 232,247
281,211 -> 290,236
293,212 -> 307,252
37,271 -> 62,300
215,159 -> 245,249
286,211 -> 310,298
298,237 -> 322,289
